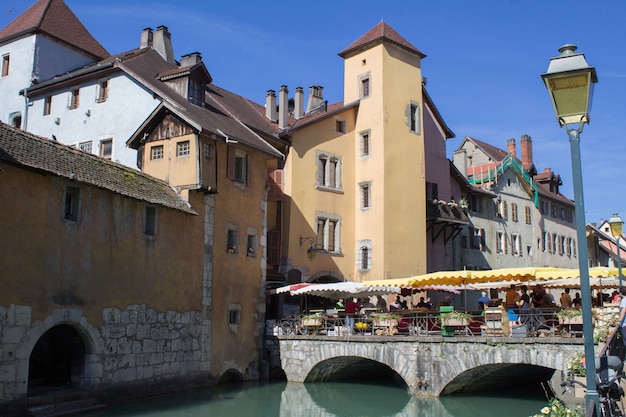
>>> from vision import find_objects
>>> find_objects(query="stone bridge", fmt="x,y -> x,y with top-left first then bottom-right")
273,335 -> 584,395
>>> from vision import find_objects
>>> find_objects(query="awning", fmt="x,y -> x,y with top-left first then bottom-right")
288,281 -> 401,299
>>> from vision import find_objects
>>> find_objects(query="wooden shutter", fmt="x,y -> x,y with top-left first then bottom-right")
268,230 -> 281,265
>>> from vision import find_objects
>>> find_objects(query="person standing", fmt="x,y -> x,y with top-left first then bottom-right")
560,288 -> 572,308
344,298 -> 360,334
477,291 -> 490,310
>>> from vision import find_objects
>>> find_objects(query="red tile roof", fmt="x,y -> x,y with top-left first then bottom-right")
0,0 -> 109,60
339,21 -> 425,58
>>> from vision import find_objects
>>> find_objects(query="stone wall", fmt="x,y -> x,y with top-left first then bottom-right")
0,304 -> 211,408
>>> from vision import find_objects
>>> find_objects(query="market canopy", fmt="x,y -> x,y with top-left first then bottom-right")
363,266 -> 620,289
286,281 -> 401,299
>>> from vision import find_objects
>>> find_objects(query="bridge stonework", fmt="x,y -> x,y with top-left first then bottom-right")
276,336 -> 584,395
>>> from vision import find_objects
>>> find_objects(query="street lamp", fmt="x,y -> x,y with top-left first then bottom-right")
542,44 -> 598,414
609,213 -> 623,289
300,236 -> 317,261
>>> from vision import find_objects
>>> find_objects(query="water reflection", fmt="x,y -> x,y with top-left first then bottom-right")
86,381 -> 548,417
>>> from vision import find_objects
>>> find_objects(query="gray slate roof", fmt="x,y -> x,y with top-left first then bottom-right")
0,122 -> 196,215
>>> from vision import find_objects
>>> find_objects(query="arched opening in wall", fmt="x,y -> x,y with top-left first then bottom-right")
28,324 -> 86,394
218,369 -> 244,384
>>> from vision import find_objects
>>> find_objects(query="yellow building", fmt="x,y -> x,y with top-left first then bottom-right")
283,22 -> 428,283
127,73 -> 284,380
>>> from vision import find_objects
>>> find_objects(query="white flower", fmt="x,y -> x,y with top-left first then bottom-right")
541,407 -> 551,414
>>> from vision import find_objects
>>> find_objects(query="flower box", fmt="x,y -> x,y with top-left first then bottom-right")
302,318 -> 323,327
559,316 -> 584,325
442,318 -> 469,327
373,319 -> 398,328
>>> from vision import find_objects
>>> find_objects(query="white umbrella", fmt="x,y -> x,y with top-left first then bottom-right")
289,281 -> 401,299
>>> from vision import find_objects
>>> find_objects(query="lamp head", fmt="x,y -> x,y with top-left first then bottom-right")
609,213 -> 624,238
541,44 -> 598,127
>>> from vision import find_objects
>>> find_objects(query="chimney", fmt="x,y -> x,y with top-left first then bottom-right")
452,149 -> 468,178
305,85 -> 324,113
294,87 -> 304,119
140,28 -> 153,49
507,138 -> 516,158
265,90 -> 277,122
180,52 -> 202,67
520,134 -> 533,168
279,85 -> 289,130
153,25 -> 175,63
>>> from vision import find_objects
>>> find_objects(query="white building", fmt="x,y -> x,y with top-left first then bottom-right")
453,135 -> 579,270
0,0 -> 108,130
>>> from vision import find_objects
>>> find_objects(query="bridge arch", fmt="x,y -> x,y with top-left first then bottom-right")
279,339 -> 417,389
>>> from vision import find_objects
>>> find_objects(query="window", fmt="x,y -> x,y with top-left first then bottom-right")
44,96 -> 52,115
1,53 -> 9,77
144,206 -> 157,237
496,230 -> 507,254
572,239 -> 577,258
360,182 -> 371,209
525,206 -> 532,225
511,203 -> 518,222
227,148 -> 250,185
316,214 -> 341,253
551,203 -> 558,218
566,237 -> 572,256
359,130 -> 370,158
68,86 -> 80,109
511,233 -> 521,256
316,151 -> 342,190
78,141 -> 92,153
542,232 -> 547,252
500,200 -> 508,220
470,195 -> 482,213
335,119 -> 346,134
227,227 -> 238,254
409,102 -> 420,133
64,186 -> 80,221
150,145 -> 164,160
176,140 -> 190,157
246,232 -> 256,257
552,233 -> 557,254
471,227 -> 485,251
540,200 -> 549,215
203,143 -> 213,158
96,79 -> 108,102
188,78 -> 204,105
559,235 -> 565,255
360,75 -> 370,98
357,240 -> 372,271
426,182 -> 439,201
228,309 -> 240,325
100,138 -> 112,160
9,112 -> 21,128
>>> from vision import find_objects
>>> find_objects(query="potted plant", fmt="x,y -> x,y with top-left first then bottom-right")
371,313 -> 400,328
556,308 -> 584,325
441,311 -> 472,326
301,314 -> 323,328
566,352 -> 586,398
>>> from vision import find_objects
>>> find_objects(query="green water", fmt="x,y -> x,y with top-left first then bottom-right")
85,381 -> 551,417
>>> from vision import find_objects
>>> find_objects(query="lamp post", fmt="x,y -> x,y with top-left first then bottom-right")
609,213 -> 624,289
542,44 -> 598,414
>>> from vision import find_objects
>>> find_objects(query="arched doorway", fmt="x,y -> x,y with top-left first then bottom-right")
28,324 -> 86,393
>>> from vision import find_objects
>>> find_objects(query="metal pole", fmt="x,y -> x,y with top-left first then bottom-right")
618,236 -> 623,289
567,127 -> 599,413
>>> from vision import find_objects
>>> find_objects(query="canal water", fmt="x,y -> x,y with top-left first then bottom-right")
84,381 -> 551,417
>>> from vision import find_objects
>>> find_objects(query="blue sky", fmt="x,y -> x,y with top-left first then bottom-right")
2,0 -> 625,223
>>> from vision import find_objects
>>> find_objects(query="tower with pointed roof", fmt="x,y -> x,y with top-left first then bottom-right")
283,21 -> 430,283
0,0 -> 109,129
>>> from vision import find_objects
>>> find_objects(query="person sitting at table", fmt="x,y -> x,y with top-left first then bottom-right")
415,297 -> 430,310
477,291 -> 490,310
